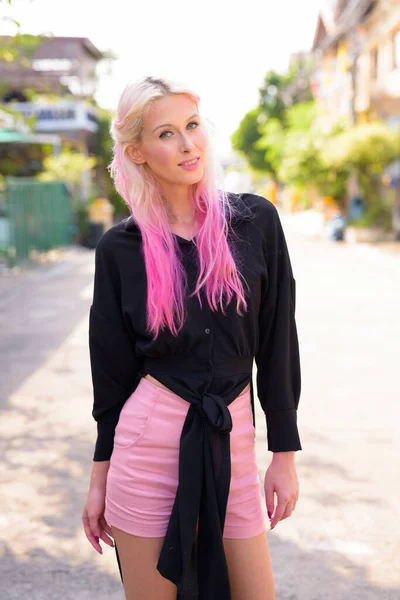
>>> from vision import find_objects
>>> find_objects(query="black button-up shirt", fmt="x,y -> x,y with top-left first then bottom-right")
89,192 -> 302,599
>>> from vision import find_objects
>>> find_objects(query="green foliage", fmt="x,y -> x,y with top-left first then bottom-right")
75,203 -> 89,239
348,200 -> 393,232
255,102 -> 318,179
231,68 -> 310,174
254,118 -> 285,175
285,101 -> 316,131
258,71 -> 290,122
321,122 -> 399,205
0,102 -> 38,130
231,108 -> 270,173
280,125 -> 349,202
263,103 -> 348,204
322,122 -> 399,173
231,64 -> 315,176
37,150 -> 96,186
92,108 -> 127,216
0,33 -> 48,65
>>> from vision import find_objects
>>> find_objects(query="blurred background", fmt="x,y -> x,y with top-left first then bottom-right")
0,1 -> 399,599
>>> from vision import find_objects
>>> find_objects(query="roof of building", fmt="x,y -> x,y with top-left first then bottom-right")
312,0 -> 375,51
0,36 -> 104,60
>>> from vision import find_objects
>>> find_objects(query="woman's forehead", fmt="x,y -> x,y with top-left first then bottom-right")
144,95 -> 198,127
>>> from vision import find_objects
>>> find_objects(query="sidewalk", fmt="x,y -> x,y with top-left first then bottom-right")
0,245 -> 125,600
279,207 -> 400,265
1,230 -> 399,599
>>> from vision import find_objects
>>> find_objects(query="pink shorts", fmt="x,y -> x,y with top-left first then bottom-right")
105,376 -> 266,539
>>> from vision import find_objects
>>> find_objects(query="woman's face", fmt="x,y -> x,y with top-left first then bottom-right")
127,94 -> 207,187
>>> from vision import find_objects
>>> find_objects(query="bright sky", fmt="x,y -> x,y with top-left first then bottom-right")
1,0 -> 323,159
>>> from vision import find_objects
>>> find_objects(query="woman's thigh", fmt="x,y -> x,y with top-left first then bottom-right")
110,526 -> 177,600
112,525 -> 274,600
223,532 -> 275,600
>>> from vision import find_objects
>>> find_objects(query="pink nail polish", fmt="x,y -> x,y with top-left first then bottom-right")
268,511 -> 272,519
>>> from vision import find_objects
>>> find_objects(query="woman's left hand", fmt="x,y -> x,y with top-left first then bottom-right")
264,451 -> 299,530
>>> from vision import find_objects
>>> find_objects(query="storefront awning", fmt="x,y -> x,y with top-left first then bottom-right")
0,129 -> 61,146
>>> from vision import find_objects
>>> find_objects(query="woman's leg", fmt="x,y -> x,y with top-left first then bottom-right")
110,525 -> 177,600
223,532 -> 275,600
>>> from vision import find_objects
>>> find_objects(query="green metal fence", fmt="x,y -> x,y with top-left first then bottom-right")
0,178 -> 72,267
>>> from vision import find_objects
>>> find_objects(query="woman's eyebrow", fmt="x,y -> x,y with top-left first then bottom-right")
152,113 -> 199,133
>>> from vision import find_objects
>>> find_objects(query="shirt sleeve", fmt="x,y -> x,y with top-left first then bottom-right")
89,233 -> 141,461
255,202 -> 302,452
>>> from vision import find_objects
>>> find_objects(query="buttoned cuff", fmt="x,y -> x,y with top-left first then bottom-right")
265,409 -> 302,452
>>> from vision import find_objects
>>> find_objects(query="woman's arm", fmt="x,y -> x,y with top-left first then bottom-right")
254,201 -> 302,453
89,459 -> 110,490
83,230 -> 141,554
254,200 -> 302,529
89,230 -> 141,461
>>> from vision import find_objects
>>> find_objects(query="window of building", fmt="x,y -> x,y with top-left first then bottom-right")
393,30 -> 400,70
32,59 -> 73,72
370,47 -> 378,79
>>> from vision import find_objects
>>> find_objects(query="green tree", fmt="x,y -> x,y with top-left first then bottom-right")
258,70 -> 290,122
255,101 -> 317,180
231,108 -> 270,173
37,149 -> 96,186
231,69 -> 313,175
0,0 -> 46,65
278,131 -> 349,205
321,122 -> 399,206
92,107 -> 128,217
253,118 -> 285,177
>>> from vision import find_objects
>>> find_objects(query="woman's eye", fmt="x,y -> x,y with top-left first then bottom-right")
159,121 -> 199,139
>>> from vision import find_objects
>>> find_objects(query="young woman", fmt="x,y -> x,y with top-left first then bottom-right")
82,75 -> 302,600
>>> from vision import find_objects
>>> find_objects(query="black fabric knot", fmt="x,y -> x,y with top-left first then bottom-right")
157,393 -> 233,599
194,392 -> 233,433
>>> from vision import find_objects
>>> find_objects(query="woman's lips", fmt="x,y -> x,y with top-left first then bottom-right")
179,157 -> 200,171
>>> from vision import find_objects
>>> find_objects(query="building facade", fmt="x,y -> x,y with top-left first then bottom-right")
0,36 -> 105,199
311,0 -> 400,126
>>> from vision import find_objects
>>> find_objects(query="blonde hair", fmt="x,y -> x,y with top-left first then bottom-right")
109,75 -> 249,340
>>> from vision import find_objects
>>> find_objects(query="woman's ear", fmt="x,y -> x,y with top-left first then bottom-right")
126,144 -> 146,165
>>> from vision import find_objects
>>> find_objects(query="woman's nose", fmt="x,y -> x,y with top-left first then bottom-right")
180,133 -> 195,151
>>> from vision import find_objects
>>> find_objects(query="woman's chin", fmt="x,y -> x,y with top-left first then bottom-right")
158,166 -> 205,187
178,166 -> 205,184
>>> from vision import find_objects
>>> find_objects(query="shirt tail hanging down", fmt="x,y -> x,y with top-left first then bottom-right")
157,397 -> 232,599
145,355 -> 254,600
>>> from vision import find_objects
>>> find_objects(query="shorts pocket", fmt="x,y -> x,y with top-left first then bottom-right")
113,381 -> 160,449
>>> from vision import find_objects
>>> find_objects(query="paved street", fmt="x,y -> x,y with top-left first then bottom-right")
1,218 -> 399,599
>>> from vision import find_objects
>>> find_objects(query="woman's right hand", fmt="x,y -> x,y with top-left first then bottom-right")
82,484 -> 114,555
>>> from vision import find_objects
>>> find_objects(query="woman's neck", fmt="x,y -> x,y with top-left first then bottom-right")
161,184 -> 194,224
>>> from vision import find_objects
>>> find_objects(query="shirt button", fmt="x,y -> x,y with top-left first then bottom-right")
205,328 -> 211,334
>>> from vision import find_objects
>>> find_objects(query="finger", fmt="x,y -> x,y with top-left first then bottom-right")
270,497 -> 288,529
89,515 -> 101,539
99,530 -> 115,548
87,529 -> 103,554
280,500 -> 295,521
99,518 -> 114,547
264,485 -> 275,521
100,516 -> 113,537
82,513 -> 103,554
